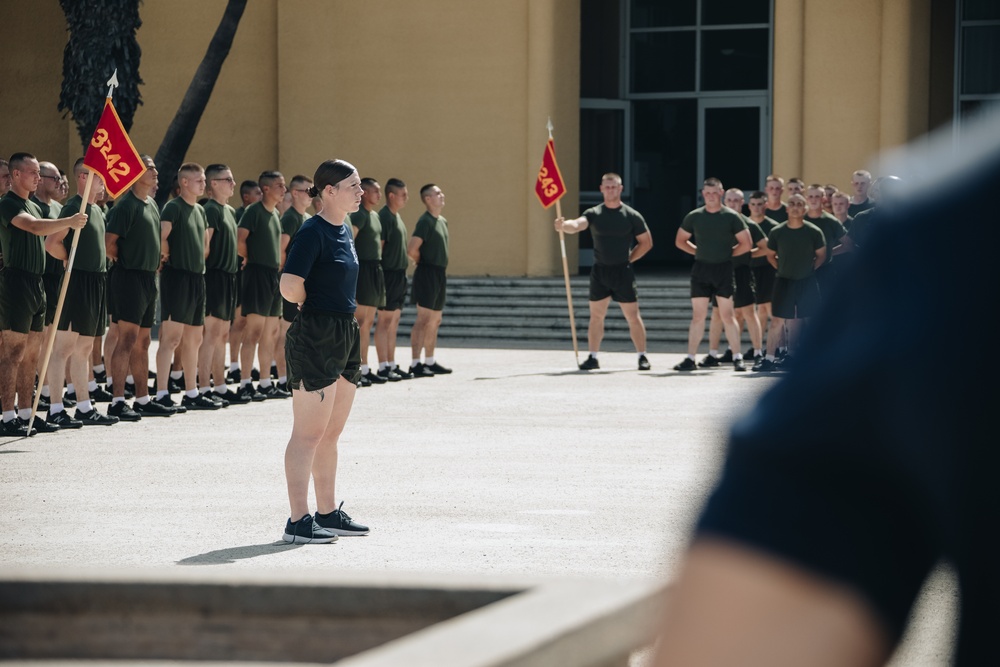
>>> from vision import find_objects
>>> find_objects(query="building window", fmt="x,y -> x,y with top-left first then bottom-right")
956,0 -> 1000,128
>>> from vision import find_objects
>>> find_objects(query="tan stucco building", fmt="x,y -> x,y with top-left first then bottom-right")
3,0 -> 995,272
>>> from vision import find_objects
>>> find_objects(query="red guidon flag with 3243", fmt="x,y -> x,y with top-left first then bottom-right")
535,138 -> 567,209
83,99 -> 146,199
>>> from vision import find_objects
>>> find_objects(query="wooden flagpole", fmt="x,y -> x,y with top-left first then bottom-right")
548,119 -> 580,366
27,72 -> 118,435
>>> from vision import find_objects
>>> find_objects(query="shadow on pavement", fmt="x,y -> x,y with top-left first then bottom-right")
473,369 -> 636,381
177,542 -> 305,565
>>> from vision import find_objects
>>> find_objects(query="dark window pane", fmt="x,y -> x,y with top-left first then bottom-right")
631,31 -> 696,93
701,29 -> 769,91
704,106 -> 761,193
962,25 -> 1000,94
963,0 -> 1000,21
702,0 -> 770,25
632,99 -> 698,262
580,108 -> 625,190
581,0 -> 621,98
631,0 -> 696,28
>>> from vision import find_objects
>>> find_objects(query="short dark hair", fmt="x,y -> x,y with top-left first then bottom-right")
385,178 -> 406,196
205,164 -> 230,180
750,190 -> 766,200
8,152 -> 36,171
703,177 -> 723,189
73,157 -> 87,175
289,174 -> 313,190
258,171 -> 283,188
420,183 -> 437,200
239,179 -> 258,196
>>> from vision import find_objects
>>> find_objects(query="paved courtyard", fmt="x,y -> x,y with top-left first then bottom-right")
0,345 -> 954,665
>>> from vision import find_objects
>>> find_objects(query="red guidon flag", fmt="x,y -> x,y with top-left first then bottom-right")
535,138 -> 567,209
83,99 -> 146,199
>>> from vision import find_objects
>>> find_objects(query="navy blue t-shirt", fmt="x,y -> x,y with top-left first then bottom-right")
282,215 -> 358,314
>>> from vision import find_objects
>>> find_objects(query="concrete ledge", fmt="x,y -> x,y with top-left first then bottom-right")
0,568 -> 662,666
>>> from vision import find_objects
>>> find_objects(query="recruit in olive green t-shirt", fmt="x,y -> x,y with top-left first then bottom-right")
204,199 -> 239,274
412,211 -> 449,268
350,208 -> 383,262
60,194 -> 107,273
680,207 -> 748,264
805,212 -> 846,266
0,191 -> 47,274
733,215 -> 766,268
238,201 -> 281,269
105,191 -> 162,272
161,197 -> 207,274
583,203 -> 648,266
378,205 -> 408,272
767,221 -> 826,280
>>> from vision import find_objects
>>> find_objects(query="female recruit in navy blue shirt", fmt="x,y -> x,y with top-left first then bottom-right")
277,159 -> 369,544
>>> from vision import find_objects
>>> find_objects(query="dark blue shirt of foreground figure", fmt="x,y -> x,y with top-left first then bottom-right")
282,215 -> 359,314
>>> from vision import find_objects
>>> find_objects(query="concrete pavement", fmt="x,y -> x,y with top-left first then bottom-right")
0,345 -> 954,664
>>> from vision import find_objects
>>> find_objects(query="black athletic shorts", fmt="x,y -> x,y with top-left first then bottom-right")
589,262 -> 638,303
285,309 -> 362,391
205,268 -> 237,321
57,269 -> 107,337
109,267 -> 158,328
772,275 -> 821,320
241,263 -> 281,317
43,271 -> 64,326
281,297 -> 300,323
690,260 -> 735,300
160,264 -> 206,326
0,267 -> 46,334
380,268 -> 408,311
234,262 -> 243,312
106,263 -> 118,318
411,263 -> 447,311
733,265 -> 757,309
356,260 -> 386,308
751,264 -> 776,305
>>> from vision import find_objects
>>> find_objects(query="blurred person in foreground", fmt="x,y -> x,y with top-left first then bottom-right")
655,112 -> 1000,665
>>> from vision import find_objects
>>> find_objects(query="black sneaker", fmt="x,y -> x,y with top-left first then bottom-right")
237,384 -> 267,402
674,357 -> 697,371
89,386 -> 114,402
638,354 -> 651,371
154,394 -> 185,414
752,358 -> 776,373
76,407 -> 119,426
220,388 -> 251,405
36,394 -> 51,411
718,349 -> 734,363
282,514 -> 338,544
392,366 -> 414,380
744,348 -> 757,361
124,381 -> 137,398
148,370 -> 157,380
259,384 -> 291,399
364,370 -> 387,385
108,401 -> 142,421
250,367 -> 261,382
181,393 -> 223,411
32,416 -> 62,433
93,369 -> 107,384
376,367 -> 403,382
226,368 -> 241,385
1,417 -> 36,437
276,381 -> 290,393
578,355 -> 600,371
409,362 -> 435,378
425,362 -> 452,374
63,391 -> 78,408
133,399 -> 175,417
357,374 -> 371,388
733,358 -> 746,372
697,354 -> 720,368
270,364 -> 278,380
314,502 -> 369,536
47,410 -> 83,429
166,375 -> 184,394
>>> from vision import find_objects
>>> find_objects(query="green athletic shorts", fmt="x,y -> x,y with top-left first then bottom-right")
589,263 -> 638,303
241,263 -> 281,317
411,263 -> 446,311
380,268 -> 407,311
0,267 -> 46,333
43,271 -> 63,326
160,264 -> 206,326
285,309 -> 361,391
109,267 -> 158,328
57,269 -> 107,337
356,260 -> 386,308
205,268 -> 237,321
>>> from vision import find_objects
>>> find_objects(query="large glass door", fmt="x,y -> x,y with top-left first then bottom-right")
697,97 -> 770,201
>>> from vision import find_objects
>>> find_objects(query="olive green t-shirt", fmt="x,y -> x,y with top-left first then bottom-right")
848,198 -> 874,218
733,215 -> 766,268
281,208 -> 307,249
234,206 -> 247,222
805,212 -> 846,266
583,203 -> 649,266
765,203 -> 788,223
749,216 -> 778,267
378,206 -> 409,271
0,191 -> 46,273
238,201 -> 281,269
160,197 -> 207,274
412,211 -> 449,268
32,195 -> 66,276
680,207 -> 748,264
106,192 -> 162,272
204,199 -> 239,274
349,208 -> 382,262
59,195 -> 107,273
767,221 -> 826,280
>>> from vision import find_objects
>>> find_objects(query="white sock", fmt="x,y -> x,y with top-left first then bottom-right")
709,349 -> 719,357
766,354 -> 776,362
136,395 -> 150,405
259,378 -> 272,388
241,379 -> 251,388
66,383 -> 76,394
278,375 -> 287,384
686,354 -> 695,360
106,377 -> 113,387
186,389 -> 199,398
88,380 -> 98,392
41,385 -> 51,398
214,385 -> 227,395
379,362 -> 388,371
390,362 -> 398,370
637,352 -> 646,359
425,356 -> 435,365
49,403 -> 65,415
199,387 -> 212,395
3,411 -> 16,423
589,352 -> 599,359
360,364 -> 370,375
156,390 -> 168,399
126,374 -> 135,384
755,348 -> 763,356
18,408 -> 32,421
93,364 -> 105,374
170,370 -> 183,380
734,353 -> 743,360
77,400 -> 93,413
230,362 -> 240,372
111,397 -> 124,406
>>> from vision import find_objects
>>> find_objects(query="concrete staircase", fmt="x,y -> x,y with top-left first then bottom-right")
394,272 -> 694,351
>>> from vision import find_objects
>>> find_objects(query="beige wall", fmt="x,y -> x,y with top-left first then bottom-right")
772,0 -> 932,190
